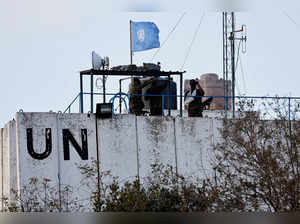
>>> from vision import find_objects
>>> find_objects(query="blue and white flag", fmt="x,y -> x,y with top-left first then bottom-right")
131,21 -> 160,52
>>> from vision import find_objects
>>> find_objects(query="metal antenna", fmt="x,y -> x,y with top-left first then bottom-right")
223,12 -> 247,118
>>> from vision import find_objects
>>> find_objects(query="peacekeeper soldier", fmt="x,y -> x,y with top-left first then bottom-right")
145,78 -> 169,116
184,79 -> 213,117
129,77 -> 153,115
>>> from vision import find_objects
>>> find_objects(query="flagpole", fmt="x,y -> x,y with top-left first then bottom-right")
130,20 -> 133,64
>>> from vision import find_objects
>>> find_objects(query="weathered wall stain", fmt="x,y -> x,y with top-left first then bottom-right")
0,112 -> 223,209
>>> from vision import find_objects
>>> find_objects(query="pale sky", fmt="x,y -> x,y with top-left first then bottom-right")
1,0 -> 300,126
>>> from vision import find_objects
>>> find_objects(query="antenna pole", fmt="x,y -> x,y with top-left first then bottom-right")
130,20 -> 133,64
222,12 -> 228,116
231,12 -> 236,118
223,12 -> 238,118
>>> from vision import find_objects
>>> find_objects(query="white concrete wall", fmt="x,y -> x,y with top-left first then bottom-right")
175,118 -> 214,181
98,115 -> 138,184
16,113 -> 59,197
1,112 -> 224,210
2,121 -> 18,203
57,113 -> 97,209
137,116 -> 177,181
16,112 -> 99,210
9,121 -> 18,202
2,124 -> 10,202
0,128 -> 3,210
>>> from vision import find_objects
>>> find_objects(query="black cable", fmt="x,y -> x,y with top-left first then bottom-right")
283,11 -> 300,31
180,12 -> 205,71
151,12 -> 187,61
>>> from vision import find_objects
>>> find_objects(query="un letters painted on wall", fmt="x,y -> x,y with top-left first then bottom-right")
26,128 -> 88,160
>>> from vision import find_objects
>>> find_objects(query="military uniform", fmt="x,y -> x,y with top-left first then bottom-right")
129,78 -> 151,115
187,89 -> 204,117
145,80 -> 168,116
186,85 -> 213,117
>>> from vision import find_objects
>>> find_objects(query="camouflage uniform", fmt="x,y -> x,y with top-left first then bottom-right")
187,88 -> 205,117
145,80 -> 168,116
129,78 -> 151,115
187,86 -> 213,117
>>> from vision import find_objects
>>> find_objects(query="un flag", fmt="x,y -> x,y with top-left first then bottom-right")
131,21 -> 160,52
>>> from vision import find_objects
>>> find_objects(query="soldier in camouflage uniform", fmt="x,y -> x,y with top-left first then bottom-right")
185,79 -> 213,117
145,78 -> 169,116
129,77 -> 152,115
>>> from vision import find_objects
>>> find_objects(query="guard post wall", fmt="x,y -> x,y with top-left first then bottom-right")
1,112 -> 223,210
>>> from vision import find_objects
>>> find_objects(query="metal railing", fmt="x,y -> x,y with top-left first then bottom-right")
63,93 -> 80,114
64,92 -> 300,121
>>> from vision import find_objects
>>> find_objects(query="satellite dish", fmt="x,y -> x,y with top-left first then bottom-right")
92,51 -> 102,70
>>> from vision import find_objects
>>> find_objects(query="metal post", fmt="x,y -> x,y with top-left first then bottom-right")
225,96 -> 228,120
91,72 -> 94,113
180,73 -> 183,117
103,75 -> 106,103
119,79 -> 122,114
231,12 -> 236,118
95,117 -> 101,210
168,75 -> 171,116
80,74 -> 84,113
130,20 -> 133,64
162,95 -> 164,116
222,12 -> 228,114
288,97 -> 291,122
288,97 -> 292,136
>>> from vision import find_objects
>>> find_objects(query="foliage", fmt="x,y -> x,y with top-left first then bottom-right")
213,98 -> 300,211
2,177 -> 82,212
79,163 -> 217,212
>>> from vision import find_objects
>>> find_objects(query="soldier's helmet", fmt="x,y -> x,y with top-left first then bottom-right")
133,77 -> 141,85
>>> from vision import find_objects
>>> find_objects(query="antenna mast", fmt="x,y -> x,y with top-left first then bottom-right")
223,12 -> 247,118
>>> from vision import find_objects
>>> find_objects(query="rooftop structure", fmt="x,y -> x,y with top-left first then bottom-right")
75,63 -> 185,116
